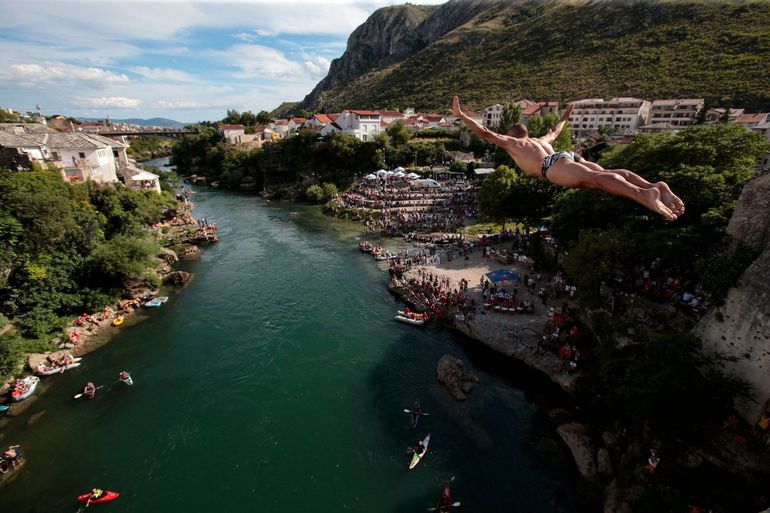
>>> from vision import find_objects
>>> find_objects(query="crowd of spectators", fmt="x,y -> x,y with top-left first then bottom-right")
607,257 -> 708,319
333,178 -> 476,235
389,267 -> 477,322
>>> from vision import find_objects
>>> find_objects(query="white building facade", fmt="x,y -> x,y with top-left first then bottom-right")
336,110 -> 381,141
569,98 -> 651,140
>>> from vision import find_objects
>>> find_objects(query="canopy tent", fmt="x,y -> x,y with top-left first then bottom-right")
131,171 -> 159,181
407,172 -> 420,179
375,169 -> 388,177
411,178 -> 441,188
485,269 -> 520,283
364,174 -> 377,180
394,171 -> 405,177
394,166 -> 406,172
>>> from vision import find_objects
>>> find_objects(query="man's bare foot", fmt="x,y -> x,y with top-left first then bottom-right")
641,187 -> 677,221
656,182 -> 685,217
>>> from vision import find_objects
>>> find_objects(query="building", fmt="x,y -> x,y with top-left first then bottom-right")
218,124 -> 245,144
0,123 -> 160,191
735,112 -> 770,128
483,104 -> 504,128
378,110 -> 404,125
703,108 -> 744,124
271,119 -> 290,138
569,98 -> 651,140
335,110 -> 381,141
648,99 -> 704,129
520,101 -> 560,124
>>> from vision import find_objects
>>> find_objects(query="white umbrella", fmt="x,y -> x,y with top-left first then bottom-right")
365,174 -> 377,180
394,171 -> 405,177
395,166 -> 406,172
407,172 -> 419,179
376,169 -> 388,177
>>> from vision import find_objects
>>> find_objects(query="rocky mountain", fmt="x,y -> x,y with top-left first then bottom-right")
296,0 -> 770,113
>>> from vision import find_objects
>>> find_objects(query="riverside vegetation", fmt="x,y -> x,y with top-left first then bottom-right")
0,164 -> 180,381
170,114 -> 770,511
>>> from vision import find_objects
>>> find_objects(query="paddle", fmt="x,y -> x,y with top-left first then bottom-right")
428,501 -> 461,511
402,409 -> 430,416
73,385 -> 104,400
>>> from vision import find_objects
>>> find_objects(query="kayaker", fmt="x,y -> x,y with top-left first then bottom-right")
89,488 -> 104,502
437,483 -> 452,512
413,440 -> 425,456
119,371 -> 130,383
4,445 -> 21,467
84,382 -> 96,399
412,400 -> 422,417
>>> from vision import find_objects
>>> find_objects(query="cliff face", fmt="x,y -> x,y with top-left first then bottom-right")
298,0 -> 495,111
697,173 -> 770,419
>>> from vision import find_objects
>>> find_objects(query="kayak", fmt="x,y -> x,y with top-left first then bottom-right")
143,299 -> 163,308
119,373 -> 133,386
411,400 -> 421,429
409,434 -> 431,470
437,483 -> 452,512
111,315 -> 125,326
77,491 -> 120,504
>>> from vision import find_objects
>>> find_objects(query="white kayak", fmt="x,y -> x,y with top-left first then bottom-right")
409,434 -> 431,469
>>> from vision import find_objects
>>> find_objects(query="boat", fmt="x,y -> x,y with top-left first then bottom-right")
77,490 -> 120,504
437,483 -> 453,513
411,399 -> 421,429
408,434 -> 431,470
36,358 -> 82,376
111,315 -> 125,326
10,376 -> 40,402
358,241 -> 373,252
143,299 -> 163,308
394,315 -> 426,326
155,296 -> 169,303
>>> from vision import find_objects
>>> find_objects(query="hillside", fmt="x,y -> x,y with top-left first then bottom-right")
297,0 -> 770,113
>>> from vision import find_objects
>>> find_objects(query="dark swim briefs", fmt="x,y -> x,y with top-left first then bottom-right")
541,151 -> 582,178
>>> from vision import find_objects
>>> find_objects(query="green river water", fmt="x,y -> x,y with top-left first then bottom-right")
0,162 -> 577,512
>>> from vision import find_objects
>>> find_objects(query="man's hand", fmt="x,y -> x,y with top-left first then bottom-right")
560,103 -> 574,122
452,96 -> 462,117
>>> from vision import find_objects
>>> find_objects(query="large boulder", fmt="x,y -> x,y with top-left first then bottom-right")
436,355 -> 479,401
556,422 -> 596,477
164,271 -> 191,287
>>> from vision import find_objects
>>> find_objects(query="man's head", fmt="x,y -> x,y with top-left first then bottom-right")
508,123 -> 528,138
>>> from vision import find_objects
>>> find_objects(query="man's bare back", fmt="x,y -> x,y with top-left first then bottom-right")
452,96 -> 685,220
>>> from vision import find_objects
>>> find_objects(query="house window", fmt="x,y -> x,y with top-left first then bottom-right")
78,152 -> 86,159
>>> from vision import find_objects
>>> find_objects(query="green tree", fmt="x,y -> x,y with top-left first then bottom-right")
305,184 -> 324,203
321,182 -> 338,199
256,110 -> 272,124
386,120 -> 411,145
88,234 -> 160,286
496,102 -> 523,134
476,165 -> 517,226
0,110 -> 18,122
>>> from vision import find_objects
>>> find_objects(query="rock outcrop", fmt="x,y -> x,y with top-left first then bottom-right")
436,354 -> 479,400
697,173 -> 770,419
556,422 -> 597,477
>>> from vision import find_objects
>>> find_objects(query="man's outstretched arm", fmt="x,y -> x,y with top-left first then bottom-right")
452,96 -> 511,148
538,103 -> 574,144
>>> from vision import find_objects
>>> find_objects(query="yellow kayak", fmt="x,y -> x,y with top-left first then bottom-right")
112,315 -> 125,326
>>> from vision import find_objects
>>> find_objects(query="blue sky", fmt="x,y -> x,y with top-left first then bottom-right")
0,0 -> 445,122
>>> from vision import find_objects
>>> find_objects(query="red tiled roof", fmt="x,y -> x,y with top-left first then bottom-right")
327,113 -> 339,122
291,117 -> 307,123
522,104 -> 542,116
313,113 -> 333,124
220,124 -> 244,130
423,114 -> 443,121
274,119 -> 288,125
379,110 -> 402,117
735,113 -> 769,124
347,110 -> 381,116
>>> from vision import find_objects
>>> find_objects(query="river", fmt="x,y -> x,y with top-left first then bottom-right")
0,158 -> 577,512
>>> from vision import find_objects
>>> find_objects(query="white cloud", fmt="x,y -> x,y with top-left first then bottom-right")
130,66 -> 195,81
214,44 -> 305,79
154,100 -> 202,109
303,56 -> 331,80
72,96 -> 142,108
234,32 -> 259,42
6,63 -> 129,89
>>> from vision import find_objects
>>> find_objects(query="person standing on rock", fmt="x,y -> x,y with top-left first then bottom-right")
452,97 -> 685,220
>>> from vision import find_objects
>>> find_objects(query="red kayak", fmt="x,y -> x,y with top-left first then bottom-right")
77,491 -> 120,504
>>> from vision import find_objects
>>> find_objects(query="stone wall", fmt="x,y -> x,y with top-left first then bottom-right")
696,173 -> 770,420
